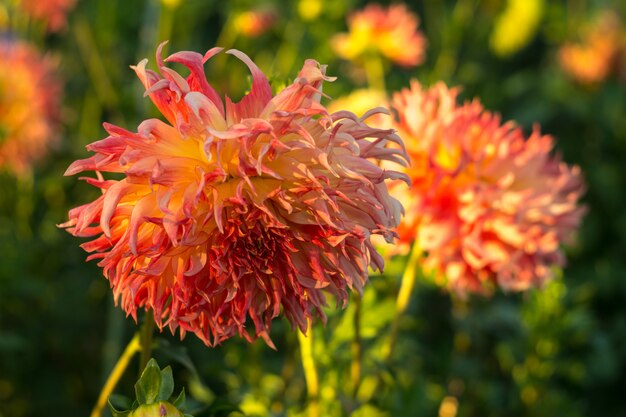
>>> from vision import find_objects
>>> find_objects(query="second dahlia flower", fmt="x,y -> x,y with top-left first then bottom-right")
61,44 -> 407,347
389,81 -> 585,294
331,3 -> 426,67
0,40 -> 60,176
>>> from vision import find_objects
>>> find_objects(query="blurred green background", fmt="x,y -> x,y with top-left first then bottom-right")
1,0 -> 625,416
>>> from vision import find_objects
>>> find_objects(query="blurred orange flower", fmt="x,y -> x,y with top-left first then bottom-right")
559,11 -> 625,85
0,40 -> 60,176
61,44 -> 408,347
234,8 -> 277,38
331,3 -> 426,67
20,0 -> 76,32
389,81 -> 585,294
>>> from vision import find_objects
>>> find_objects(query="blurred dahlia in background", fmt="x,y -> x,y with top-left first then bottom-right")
0,40 -> 60,176
331,3 -> 426,67
388,81 -> 586,295
559,10 -> 626,85
233,8 -> 277,38
19,0 -> 76,32
61,44 -> 408,348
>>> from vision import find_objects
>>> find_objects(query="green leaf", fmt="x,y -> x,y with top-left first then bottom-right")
172,388 -> 187,411
108,397 -> 131,417
204,399 -> 242,417
109,394 -> 134,411
135,358 -> 162,405
159,366 -> 175,401
155,338 -> 198,376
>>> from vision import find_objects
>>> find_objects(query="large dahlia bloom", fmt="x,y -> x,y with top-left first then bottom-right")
0,40 -> 60,176
61,44 -> 407,347
331,3 -> 426,67
389,81 -> 585,294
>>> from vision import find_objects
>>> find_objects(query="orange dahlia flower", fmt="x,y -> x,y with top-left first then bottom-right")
234,9 -> 277,38
331,3 -> 426,67
559,11 -> 624,85
61,44 -> 408,347
0,40 -> 60,176
20,0 -> 76,32
389,81 -> 585,294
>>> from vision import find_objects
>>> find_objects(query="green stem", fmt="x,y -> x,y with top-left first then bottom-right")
139,311 -> 156,373
298,321 -> 320,417
351,294 -> 362,397
73,17 -> 123,121
275,16 -> 305,77
15,172 -> 33,239
101,296 -> 125,386
430,0 -> 477,83
91,334 -> 141,417
383,243 -> 422,363
363,53 -> 386,91
158,3 -> 176,47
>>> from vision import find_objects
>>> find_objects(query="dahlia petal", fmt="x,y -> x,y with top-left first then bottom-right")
166,48 -> 225,114
185,92 -> 228,131
128,195 -> 156,255
225,49 -> 273,123
101,181 -> 134,237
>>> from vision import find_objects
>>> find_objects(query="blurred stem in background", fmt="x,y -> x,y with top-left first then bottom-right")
383,243 -> 422,363
101,299 -> 126,393
351,294 -> 362,398
139,310 -> 156,373
215,16 -> 238,61
567,0 -> 586,34
91,334 -> 140,417
158,1 -> 177,47
73,17 -> 125,126
298,320 -> 320,417
428,0 -> 477,83
363,52 -> 386,91
15,172 -> 33,239
275,14 -> 306,78
7,1 -> 28,38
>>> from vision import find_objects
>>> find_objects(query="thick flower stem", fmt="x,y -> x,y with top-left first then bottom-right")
383,243 -> 422,363
91,334 -> 141,417
351,294 -> 363,397
298,323 -> 320,417
139,311 -> 156,373
364,53 -> 386,92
